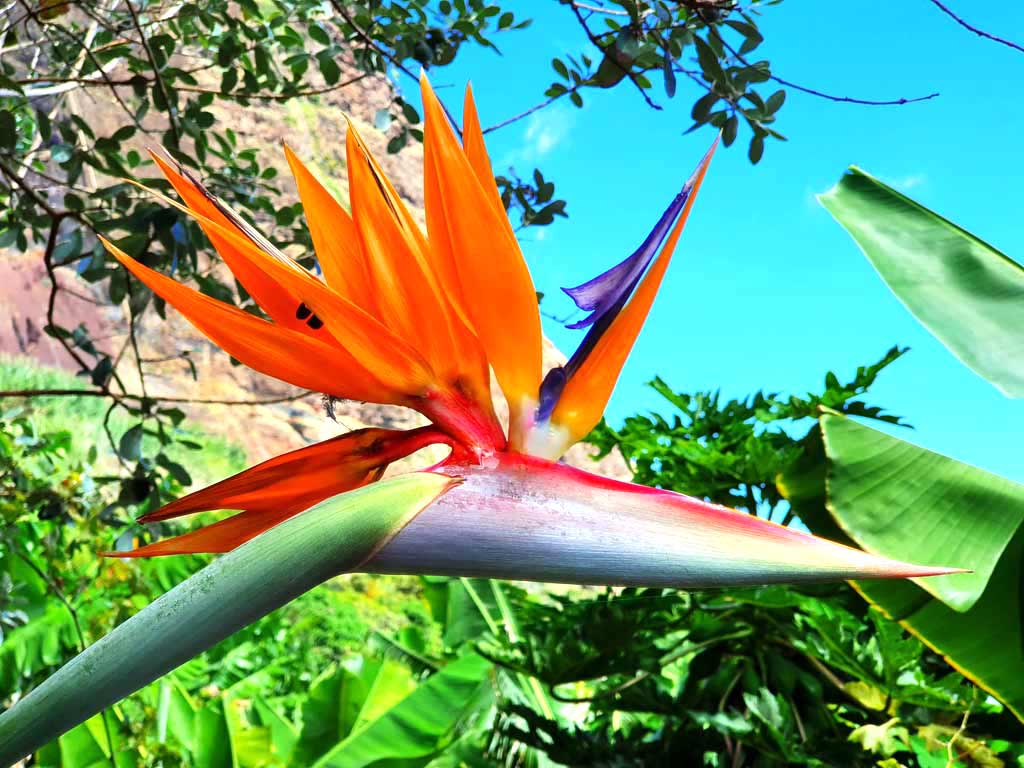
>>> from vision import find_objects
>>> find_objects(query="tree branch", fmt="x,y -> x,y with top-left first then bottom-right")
125,0 -> 179,145
0,388 -> 314,406
570,2 -> 663,111
176,71 -> 372,101
705,21 -> 939,106
571,1 -> 630,16
926,0 -> 1024,55
482,83 -> 583,134
0,56 -> 123,98
328,0 -> 419,82
16,0 -> 145,131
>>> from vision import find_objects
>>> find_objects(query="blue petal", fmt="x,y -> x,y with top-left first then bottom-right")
561,181 -> 693,330
536,143 -> 715,425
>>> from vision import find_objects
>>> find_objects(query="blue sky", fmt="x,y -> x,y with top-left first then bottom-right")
398,2 -> 1024,482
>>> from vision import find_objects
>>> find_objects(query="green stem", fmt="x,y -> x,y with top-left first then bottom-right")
0,474 -> 453,766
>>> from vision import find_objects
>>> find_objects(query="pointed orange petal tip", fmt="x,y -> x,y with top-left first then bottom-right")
420,73 -> 543,433
281,140 -> 376,310
112,179 -> 436,400
107,428 -> 448,557
99,236 -> 412,405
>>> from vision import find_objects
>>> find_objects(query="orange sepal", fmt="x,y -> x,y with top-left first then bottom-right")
113,427 -> 447,556
102,236 -> 398,404
282,143 -> 376,312
344,120 -> 492,408
113,508 -> 302,557
550,141 -> 717,445
461,84 -> 513,232
117,181 -> 435,399
420,74 -> 542,426
149,151 -> 318,338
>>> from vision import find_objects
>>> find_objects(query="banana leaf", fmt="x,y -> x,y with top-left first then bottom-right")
819,166 -> 1024,397
783,414 -> 1024,720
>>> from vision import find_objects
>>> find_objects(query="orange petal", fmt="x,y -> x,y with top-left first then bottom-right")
103,236 -> 398,403
550,142 -> 716,446
421,74 -> 542,427
282,143 -> 377,312
344,120 -> 492,405
345,125 -> 460,366
114,508 -> 300,557
120,181 -> 435,397
115,427 -> 447,556
420,83 -> 510,333
423,115 -> 471,332
462,84 -> 512,229
149,151 -> 319,338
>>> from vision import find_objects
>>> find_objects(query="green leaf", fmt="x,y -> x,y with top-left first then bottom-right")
310,652 -> 490,768
308,24 -> 330,46
318,53 -> 341,85
293,658 -> 413,764
819,167 -> 1024,397
118,423 -> 144,461
722,114 -> 738,147
0,474 -> 456,763
856,532 -> 1024,722
764,89 -> 786,114
0,109 -> 16,150
748,134 -> 764,164
821,413 -> 1024,719
662,57 -> 676,98
400,101 -> 420,124
822,414 -> 1024,611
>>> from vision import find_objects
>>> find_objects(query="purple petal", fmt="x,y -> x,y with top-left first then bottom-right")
536,366 -> 567,423
536,141 -> 716,427
561,180 -> 693,330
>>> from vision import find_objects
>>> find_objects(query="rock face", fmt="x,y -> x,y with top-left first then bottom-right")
0,66 -> 631,481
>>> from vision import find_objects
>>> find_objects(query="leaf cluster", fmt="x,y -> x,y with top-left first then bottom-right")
549,0 -> 788,163
589,345 -> 907,516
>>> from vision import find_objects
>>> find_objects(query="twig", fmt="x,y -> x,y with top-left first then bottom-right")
0,388 -> 314,406
705,22 -> 939,106
0,57 -> 123,98
483,84 -> 583,134
327,0 -> 468,134
125,0 -> 179,145
789,693 -> 807,742
571,1 -> 630,15
927,0 -> 1024,55
102,399 -> 130,471
550,627 -> 752,703
17,0 -> 145,131
40,217 -> 97,376
946,693 -> 977,768
570,2 -> 662,111
127,302 -> 148,403
329,0 -> 419,82
0,159 -> 86,225
176,71 -> 372,101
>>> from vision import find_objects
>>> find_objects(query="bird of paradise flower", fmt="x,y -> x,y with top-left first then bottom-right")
97,77 -> 952,583
0,77 -> 961,764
